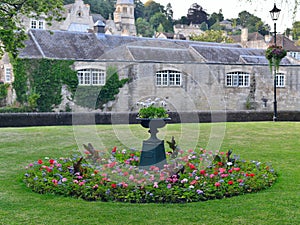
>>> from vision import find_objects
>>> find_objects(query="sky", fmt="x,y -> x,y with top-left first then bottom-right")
141,0 -> 300,33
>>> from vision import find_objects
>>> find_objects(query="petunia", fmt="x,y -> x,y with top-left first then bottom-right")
37,159 -> 43,165
228,180 -> 234,185
215,182 -> 221,187
153,182 -> 159,188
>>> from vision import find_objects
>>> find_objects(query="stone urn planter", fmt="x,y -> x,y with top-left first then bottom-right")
137,118 -> 171,170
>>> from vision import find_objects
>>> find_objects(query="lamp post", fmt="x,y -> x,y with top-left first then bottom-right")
269,3 -> 281,121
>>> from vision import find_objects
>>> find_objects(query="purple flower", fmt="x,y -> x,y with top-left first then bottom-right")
196,189 -> 204,194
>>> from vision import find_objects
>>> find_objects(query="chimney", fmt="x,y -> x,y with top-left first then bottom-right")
94,20 -> 105,34
241,28 -> 248,42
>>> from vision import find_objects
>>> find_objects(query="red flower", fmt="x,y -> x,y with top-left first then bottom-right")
112,147 -> 117,153
213,171 -> 218,175
111,183 -> 117,189
37,159 -> 43,164
49,159 -> 55,164
188,163 -> 196,170
217,162 -> 223,166
228,180 -> 234,185
200,170 -> 206,175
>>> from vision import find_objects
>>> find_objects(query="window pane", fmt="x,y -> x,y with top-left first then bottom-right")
5,68 -> 11,82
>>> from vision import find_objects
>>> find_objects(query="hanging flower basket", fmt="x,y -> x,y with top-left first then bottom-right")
265,45 -> 287,72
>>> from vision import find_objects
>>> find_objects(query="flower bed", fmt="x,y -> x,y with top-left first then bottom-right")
23,147 -> 277,203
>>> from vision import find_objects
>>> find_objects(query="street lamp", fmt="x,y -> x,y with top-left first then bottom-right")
269,3 -> 281,121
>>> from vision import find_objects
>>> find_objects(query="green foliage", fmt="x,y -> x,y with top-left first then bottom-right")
0,83 -> 9,101
187,3 -> 208,25
136,17 -> 154,37
292,21 -> 300,40
138,106 -> 169,119
23,147 -> 277,203
12,58 -> 78,112
190,30 -> 234,43
0,0 -> 64,58
75,67 -> 128,110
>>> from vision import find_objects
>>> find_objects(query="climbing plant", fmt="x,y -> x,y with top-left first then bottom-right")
75,67 -> 128,110
0,82 -> 9,106
12,58 -> 78,112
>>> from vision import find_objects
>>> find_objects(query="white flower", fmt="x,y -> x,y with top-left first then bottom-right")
122,149 -> 127,154
227,162 -> 233,166
189,185 -> 195,189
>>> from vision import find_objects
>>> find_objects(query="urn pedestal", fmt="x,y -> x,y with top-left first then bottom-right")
137,118 -> 170,170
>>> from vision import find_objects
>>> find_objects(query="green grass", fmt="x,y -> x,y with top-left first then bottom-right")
0,122 -> 299,225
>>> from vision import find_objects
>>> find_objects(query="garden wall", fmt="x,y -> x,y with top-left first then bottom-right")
0,111 -> 299,127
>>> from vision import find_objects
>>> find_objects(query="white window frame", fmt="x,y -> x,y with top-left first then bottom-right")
5,67 -> 12,83
156,70 -> 182,87
77,69 -> 105,86
30,19 -> 45,29
276,73 -> 285,88
226,72 -> 250,87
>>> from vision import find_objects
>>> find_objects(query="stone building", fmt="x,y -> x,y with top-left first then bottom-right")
19,0 -> 136,35
15,28 -> 300,113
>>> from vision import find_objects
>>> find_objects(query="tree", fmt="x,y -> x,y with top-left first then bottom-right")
237,11 -> 268,35
190,30 -> 234,43
150,12 -> 173,33
0,0 -> 65,58
144,0 -> 164,22
136,17 -> 154,37
292,21 -> 300,40
134,0 -> 145,19
186,3 -> 208,25
207,10 -> 224,28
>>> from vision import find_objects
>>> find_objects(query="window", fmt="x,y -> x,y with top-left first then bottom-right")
5,67 -> 11,82
226,72 -> 250,87
77,69 -> 105,86
156,70 -> 181,86
31,19 -> 44,29
276,73 -> 285,87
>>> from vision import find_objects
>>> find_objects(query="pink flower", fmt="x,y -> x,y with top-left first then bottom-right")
221,174 -> 229,178
73,180 -> 78,184
167,184 -> 172,189
52,179 -> 58,185
93,184 -> 99,189
210,174 -> 215,178
215,182 -> 221,187
219,168 -> 226,174
29,163 -> 34,167
79,181 -> 85,186
62,178 -> 67,182
190,180 -> 197,185
233,167 -> 241,172
153,182 -> 158,188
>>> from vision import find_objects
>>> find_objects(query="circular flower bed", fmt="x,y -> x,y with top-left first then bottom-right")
23,147 -> 277,203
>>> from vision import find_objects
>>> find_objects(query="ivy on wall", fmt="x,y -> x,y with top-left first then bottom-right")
0,82 -> 9,106
75,67 -> 128,110
12,58 -> 78,112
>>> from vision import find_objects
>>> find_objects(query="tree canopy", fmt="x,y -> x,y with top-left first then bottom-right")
0,0 -> 65,58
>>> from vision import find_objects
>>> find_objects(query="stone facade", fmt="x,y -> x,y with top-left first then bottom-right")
15,29 -> 300,113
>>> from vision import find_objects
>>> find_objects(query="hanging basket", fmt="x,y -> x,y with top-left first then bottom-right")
265,45 -> 287,72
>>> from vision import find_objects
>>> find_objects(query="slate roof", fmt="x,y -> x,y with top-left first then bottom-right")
269,34 -> 300,52
19,29 -> 296,66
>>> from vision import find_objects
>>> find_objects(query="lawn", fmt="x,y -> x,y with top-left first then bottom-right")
0,122 -> 299,225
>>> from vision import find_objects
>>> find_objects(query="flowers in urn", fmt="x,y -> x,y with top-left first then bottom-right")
136,98 -> 169,119
265,45 -> 287,72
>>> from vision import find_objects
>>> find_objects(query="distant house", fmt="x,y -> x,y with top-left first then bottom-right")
155,32 -> 186,40
231,28 -> 300,61
173,24 -> 204,40
12,27 -> 300,112
20,0 -> 136,36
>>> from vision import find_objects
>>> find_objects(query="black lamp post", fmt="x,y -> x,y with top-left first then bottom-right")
270,3 -> 281,121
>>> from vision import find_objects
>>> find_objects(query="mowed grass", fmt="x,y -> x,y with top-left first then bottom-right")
0,122 -> 299,225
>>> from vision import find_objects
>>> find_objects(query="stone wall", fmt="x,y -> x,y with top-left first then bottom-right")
0,111 -> 299,127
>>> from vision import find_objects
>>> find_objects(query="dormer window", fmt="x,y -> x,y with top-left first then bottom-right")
30,19 -> 45,29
